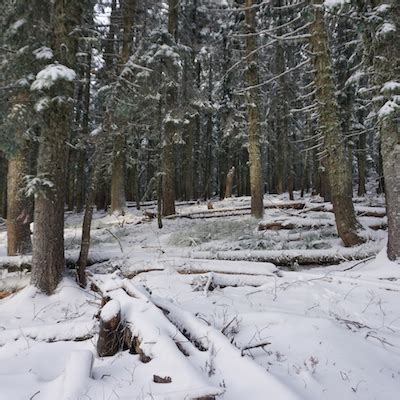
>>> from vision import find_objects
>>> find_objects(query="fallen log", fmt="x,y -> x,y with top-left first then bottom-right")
190,272 -> 274,293
152,295 -> 300,400
258,218 -> 386,231
174,259 -> 278,276
0,321 -> 96,346
90,276 -> 223,399
301,204 -> 386,218
165,202 -> 306,220
188,248 -> 380,267
0,255 -> 110,274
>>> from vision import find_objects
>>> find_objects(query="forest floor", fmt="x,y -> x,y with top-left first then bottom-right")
1,193 -> 400,400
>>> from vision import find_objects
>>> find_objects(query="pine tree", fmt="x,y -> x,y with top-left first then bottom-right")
309,0 -> 364,247
31,0 -> 82,294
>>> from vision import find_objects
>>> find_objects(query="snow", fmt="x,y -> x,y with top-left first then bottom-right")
378,101 -> 398,119
324,0 -> 350,8
34,97 -> 50,112
10,19 -> 26,31
31,64 -> 76,91
377,23 -> 396,37
32,47 -> 54,60
381,81 -> 400,93
100,299 -> 120,322
1,194 -> 399,399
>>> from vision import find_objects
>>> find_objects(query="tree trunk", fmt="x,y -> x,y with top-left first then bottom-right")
76,51 -> 92,213
162,0 -> 180,215
5,90 -> 32,256
31,0 -> 82,294
373,1 -> 400,259
309,0 -> 363,246
244,0 -> 264,218
77,137 -> 106,287
225,166 -> 235,198
0,153 -> 7,218
7,150 -> 32,256
110,133 -> 126,215
110,0 -> 135,215
357,132 -> 367,196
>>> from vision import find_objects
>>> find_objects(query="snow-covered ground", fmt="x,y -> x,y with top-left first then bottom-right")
1,194 -> 399,400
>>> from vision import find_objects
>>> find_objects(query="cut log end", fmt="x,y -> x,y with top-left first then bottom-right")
97,299 -> 124,357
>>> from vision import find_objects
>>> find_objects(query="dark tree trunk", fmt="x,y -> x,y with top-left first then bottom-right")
31,0 -> 82,294
162,0 -> 180,215
357,132 -> 367,196
373,1 -> 400,259
244,0 -> 264,218
225,166 -> 235,198
7,150 -> 32,256
309,0 -> 363,246
0,153 -> 7,218
110,133 -> 127,215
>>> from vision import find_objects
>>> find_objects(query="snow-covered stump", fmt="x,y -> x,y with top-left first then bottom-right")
97,299 -> 123,357
62,350 -> 93,400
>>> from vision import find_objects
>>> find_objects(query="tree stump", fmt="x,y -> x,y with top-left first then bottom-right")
97,299 -> 123,357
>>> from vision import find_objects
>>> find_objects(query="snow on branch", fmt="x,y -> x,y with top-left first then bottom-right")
31,64 -> 76,91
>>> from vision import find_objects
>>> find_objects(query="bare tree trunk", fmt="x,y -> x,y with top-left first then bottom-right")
76,51 -> 92,213
373,1 -> 400,259
225,166 -> 235,198
6,91 -> 32,256
110,0 -> 135,215
357,132 -> 367,196
183,118 -> 195,200
244,0 -> 264,218
7,153 -> 32,256
77,137 -> 105,287
0,152 -> 7,218
162,0 -> 180,215
381,115 -> 400,260
110,133 -> 126,215
31,0 -> 82,294
309,0 -> 363,246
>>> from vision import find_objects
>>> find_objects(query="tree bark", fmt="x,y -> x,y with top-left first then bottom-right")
6,91 -> 32,256
225,166 -> 235,198
31,0 -> 82,294
110,133 -> 126,215
373,1 -> 400,259
357,132 -> 367,196
309,0 -> 363,246
77,136 -> 106,287
162,0 -> 180,215
0,153 -> 7,218
7,151 -> 32,256
244,0 -> 264,218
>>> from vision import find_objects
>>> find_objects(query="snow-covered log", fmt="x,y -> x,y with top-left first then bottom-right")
189,247 -> 380,266
62,351 -> 93,400
164,202 -> 306,220
90,276 -> 224,399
